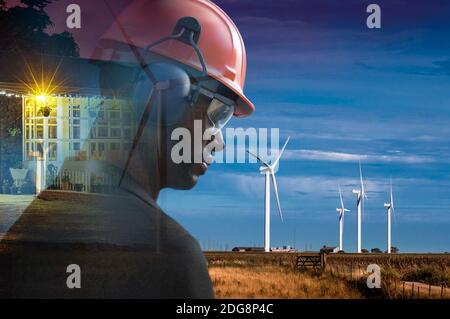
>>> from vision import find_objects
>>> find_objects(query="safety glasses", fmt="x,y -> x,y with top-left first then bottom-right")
192,84 -> 235,131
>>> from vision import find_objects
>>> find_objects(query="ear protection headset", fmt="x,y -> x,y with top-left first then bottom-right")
118,17 -> 221,186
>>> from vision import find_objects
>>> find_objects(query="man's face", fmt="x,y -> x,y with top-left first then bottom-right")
159,93 -> 225,190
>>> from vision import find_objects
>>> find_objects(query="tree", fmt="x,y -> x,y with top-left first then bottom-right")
391,246 -> 399,253
0,0 -> 79,57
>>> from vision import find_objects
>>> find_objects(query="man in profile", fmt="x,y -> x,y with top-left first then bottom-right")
0,0 -> 254,298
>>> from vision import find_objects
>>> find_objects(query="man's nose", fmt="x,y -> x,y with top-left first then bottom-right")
212,129 -> 225,152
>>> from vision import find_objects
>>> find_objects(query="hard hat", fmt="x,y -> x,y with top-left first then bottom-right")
95,0 -> 254,117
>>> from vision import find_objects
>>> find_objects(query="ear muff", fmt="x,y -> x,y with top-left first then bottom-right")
132,62 -> 192,127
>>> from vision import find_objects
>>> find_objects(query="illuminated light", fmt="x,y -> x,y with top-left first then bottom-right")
0,91 -> 6,95
35,95 -> 48,102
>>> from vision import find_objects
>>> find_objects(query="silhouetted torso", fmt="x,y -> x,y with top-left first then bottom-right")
0,188 -> 213,298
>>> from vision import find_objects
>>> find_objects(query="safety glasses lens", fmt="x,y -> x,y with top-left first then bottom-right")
207,99 -> 234,129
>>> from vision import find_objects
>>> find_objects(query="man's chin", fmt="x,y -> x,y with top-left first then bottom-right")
170,162 -> 208,190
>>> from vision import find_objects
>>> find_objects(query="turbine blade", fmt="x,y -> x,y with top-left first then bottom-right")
338,185 -> 345,210
272,136 -> 290,168
390,178 -> 394,212
344,209 -> 350,212
359,159 -> 367,200
246,150 -> 270,167
270,172 -> 284,222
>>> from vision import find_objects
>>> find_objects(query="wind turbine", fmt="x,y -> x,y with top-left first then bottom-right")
352,160 -> 367,253
336,185 -> 350,252
384,179 -> 395,253
247,137 -> 290,252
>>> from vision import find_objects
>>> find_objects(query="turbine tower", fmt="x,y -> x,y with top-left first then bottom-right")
247,137 -> 290,252
336,185 -> 350,252
352,161 -> 367,253
384,179 -> 395,253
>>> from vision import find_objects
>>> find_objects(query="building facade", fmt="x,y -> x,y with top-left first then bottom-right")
22,94 -> 135,193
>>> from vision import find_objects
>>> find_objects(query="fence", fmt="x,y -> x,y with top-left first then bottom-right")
50,169 -> 121,194
296,253 -> 326,269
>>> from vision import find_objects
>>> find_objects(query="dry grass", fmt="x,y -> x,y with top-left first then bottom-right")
205,252 -> 450,299
209,265 -> 363,299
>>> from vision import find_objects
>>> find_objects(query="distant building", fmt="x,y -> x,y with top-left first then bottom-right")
231,247 -> 265,252
271,245 -> 296,253
320,246 -> 339,254
0,52 -> 135,194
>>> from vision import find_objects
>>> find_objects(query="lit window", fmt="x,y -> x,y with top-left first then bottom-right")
36,119 -> 44,139
48,143 -> 57,161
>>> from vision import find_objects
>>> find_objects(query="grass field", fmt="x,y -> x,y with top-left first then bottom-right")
204,252 -> 450,299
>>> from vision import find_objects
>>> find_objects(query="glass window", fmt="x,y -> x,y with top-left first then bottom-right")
36,142 -> 44,159
72,105 -> 80,118
90,127 -> 96,139
110,128 -> 121,138
98,143 -> 105,156
36,119 -> 44,139
98,127 -> 108,138
123,143 -> 131,152
26,142 -> 34,160
123,111 -> 132,123
48,126 -> 57,139
97,110 -> 106,123
48,142 -> 57,161
123,128 -> 131,139
90,143 -> 96,157
72,126 -> 80,139
110,142 -> 120,151
109,111 -> 120,121
26,126 -> 32,140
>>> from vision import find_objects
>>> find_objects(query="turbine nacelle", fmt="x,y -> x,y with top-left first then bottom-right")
247,136 -> 291,226
259,166 -> 271,174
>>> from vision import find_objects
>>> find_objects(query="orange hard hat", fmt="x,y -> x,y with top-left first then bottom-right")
95,0 -> 254,117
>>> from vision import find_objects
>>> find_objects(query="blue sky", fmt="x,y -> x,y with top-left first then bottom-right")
157,0 -> 450,253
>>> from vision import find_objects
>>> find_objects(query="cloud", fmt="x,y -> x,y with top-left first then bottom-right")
218,173 -> 384,199
283,149 -> 435,164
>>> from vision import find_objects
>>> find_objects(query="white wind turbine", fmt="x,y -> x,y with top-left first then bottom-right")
352,161 -> 367,253
384,179 -> 395,254
247,137 -> 290,252
336,185 -> 350,252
